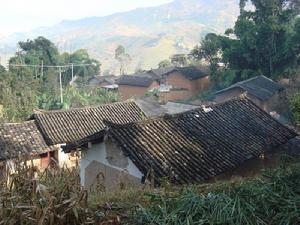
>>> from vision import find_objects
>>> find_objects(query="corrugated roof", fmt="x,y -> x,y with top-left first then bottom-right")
32,101 -> 146,145
215,76 -> 284,101
0,121 -> 55,161
106,97 -> 296,184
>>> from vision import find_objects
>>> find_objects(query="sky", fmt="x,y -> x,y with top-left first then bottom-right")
0,0 -> 173,35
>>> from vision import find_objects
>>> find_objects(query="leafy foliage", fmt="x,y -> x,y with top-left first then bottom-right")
115,45 -> 131,75
170,54 -> 188,67
158,60 -> 172,68
0,37 -> 117,122
131,158 -> 300,225
191,0 -> 300,89
290,92 -> 300,125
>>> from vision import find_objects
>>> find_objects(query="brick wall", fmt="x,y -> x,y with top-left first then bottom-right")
215,88 -> 245,103
118,81 -> 159,100
215,88 -> 288,114
159,72 -> 211,101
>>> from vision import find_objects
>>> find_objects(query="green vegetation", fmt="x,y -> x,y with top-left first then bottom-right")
191,0 -> 300,89
1,156 -> 300,224
0,37 -> 118,123
290,92 -> 300,125
158,59 -> 172,68
115,45 -> 131,75
130,157 -> 300,225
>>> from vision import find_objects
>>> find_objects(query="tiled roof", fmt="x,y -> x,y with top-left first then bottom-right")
106,97 -> 296,184
150,65 -> 209,80
32,101 -> 146,145
176,66 -> 209,80
135,98 -> 167,117
0,121 -> 55,161
117,75 -> 156,87
150,67 -> 176,78
88,75 -> 117,86
215,75 -> 284,101
162,102 -> 200,114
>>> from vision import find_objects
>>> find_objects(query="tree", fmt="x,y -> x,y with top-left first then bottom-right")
1,37 -> 103,122
170,54 -> 187,67
191,0 -> 300,89
290,92 -> 300,125
191,33 -> 223,81
115,45 -> 131,75
60,49 -> 101,85
233,0 -> 300,78
191,33 -> 221,66
158,60 -> 172,68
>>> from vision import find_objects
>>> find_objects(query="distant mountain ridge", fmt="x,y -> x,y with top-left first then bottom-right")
0,0 -> 239,73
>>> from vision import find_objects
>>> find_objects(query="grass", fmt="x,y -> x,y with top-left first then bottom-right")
1,155 -> 300,224
129,156 -> 300,225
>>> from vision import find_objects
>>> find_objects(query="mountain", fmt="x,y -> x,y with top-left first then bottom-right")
0,0 -> 239,73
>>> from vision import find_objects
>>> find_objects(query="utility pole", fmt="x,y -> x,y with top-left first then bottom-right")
71,63 -> 74,81
59,67 -> 63,104
41,60 -> 43,78
35,66 -> 38,79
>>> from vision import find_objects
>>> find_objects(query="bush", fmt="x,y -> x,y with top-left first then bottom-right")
130,159 -> 300,225
290,93 -> 300,126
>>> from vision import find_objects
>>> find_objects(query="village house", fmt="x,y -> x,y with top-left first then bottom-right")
88,75 -> 117,88
63,97 -> 297,191
31,101 -> 146,168
0,121 -> 59,173
0,101 -> 147,173
214,75 -> 287,113
135,97 -> 200,117
149,65 -> 211,101
117,74 -> 159,100
116,66 -> 211,102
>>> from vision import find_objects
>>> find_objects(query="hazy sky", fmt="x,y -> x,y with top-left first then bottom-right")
0,0 -> 173,34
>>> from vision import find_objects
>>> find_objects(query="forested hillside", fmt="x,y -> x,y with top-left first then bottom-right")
0,37 -> 118,123
0,0 -> 239,73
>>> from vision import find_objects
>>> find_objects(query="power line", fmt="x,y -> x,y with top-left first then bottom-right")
9,63 -> 94,68
9,63 -> 94,105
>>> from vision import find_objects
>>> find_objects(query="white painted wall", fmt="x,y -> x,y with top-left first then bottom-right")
57,145 -> 69,167
80,141 -> 143,187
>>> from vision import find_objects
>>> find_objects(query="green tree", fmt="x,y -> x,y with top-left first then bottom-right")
170,54 -> 188,67
191,0 -> 300,89
191,33 -> 223,84
1,37 -> 103,122
290,92 -> 300,125
158,60 -> 172,68
60,49 -> 101,85
234,0 -> 300,78
115,45 -> 131,75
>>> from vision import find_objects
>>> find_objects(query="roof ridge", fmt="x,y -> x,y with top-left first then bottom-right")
1,120 -> 36,126
106,97 -> 250,130
32,100 -> 136,114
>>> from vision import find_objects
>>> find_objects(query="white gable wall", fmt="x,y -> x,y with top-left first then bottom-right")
80,140 -> 143,189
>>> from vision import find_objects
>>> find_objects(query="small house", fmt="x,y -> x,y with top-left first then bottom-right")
0,121 -> 59,173
88,75 -> 117,88
29,101 -> 147,168
150,66 -> 211,101
64,97 -> 297,190
214,76 -> 286,113
0,101 -> 148,173
117,74 -> 159,100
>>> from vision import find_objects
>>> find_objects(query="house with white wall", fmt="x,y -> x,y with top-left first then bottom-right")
30,101 -> 147,169
63,97 -> 297,191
